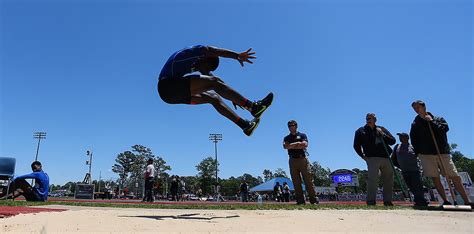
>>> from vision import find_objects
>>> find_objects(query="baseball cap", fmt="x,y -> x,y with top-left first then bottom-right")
397,133 -> 409,137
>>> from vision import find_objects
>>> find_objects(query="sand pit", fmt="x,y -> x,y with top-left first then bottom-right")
0,205 -> 473,233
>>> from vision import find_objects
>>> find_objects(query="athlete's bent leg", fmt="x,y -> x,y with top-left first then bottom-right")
189,75 -> 252,110
190,91 -> 249,129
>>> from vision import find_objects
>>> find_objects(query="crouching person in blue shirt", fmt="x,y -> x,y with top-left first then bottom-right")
0,161 -> 49,201
391,133 -> 428,207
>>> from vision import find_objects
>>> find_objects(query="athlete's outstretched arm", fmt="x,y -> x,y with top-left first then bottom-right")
205,46 -> 256,67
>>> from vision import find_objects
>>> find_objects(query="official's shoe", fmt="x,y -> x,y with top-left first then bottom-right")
383,201 -> 394,206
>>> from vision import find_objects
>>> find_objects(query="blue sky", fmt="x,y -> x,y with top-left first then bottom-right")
1,0 -> 472,185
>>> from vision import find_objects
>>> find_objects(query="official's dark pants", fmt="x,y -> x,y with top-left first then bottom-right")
171,191 -> 178,201
144,177 -> 154,202
283,193 -> 290,202
289,157 -> 317,204
240,191 -> 248,202
402,171 -> 428,205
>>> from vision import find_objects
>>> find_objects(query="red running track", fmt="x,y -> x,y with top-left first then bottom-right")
0,199 -> 415,218
0,206 -> 67,218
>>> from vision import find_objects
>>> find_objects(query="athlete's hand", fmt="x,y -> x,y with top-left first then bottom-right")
237,48 -> 256,67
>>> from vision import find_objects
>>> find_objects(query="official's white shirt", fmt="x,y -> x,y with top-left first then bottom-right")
146,164 -> 155,178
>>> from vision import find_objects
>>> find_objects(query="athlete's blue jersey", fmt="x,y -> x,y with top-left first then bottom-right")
159,45 -> 208,79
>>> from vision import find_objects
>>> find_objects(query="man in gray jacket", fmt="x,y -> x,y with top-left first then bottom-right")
391,132 -> 428,206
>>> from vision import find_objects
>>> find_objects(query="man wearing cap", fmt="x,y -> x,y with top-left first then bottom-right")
391,132 -> 428,206
410,100 -> 472,207
283,120 -> 318,205
143,158 -> 155,202
353,113 -> 396,206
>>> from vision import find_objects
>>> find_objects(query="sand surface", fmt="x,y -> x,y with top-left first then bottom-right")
1,205 -> 473,233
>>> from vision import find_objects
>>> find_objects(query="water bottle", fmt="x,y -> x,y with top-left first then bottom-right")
257,194 -> 263,205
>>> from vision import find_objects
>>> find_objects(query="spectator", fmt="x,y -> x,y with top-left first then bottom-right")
353,113 -> 396,206
240,180 -> 249,202
273,182 -> 283,202
410,100 -> 472,207
170,177 -> 179,201
142,158 -> 155,202
282,182 -> 290,202
391,132 -> 429,206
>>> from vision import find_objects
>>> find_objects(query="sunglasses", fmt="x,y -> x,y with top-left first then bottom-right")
288,124 -> 297,127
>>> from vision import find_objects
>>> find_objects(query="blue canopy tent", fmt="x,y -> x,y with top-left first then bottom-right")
249,177 -> 306,192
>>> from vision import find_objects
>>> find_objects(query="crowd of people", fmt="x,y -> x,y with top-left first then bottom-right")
352,100 -> 472,207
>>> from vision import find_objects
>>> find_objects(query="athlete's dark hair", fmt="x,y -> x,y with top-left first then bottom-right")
31,161 -> 42,171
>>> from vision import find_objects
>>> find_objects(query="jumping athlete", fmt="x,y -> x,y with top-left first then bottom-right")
157,45 -> 273,136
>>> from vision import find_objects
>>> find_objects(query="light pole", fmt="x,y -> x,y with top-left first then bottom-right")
33,132 -> 46,161
209,133 -> 222,200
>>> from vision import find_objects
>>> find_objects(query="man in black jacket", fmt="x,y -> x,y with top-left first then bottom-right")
410,100 -> 472,207
354,113 -> 396,206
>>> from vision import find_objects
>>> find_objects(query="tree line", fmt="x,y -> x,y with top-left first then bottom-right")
50,144 -> 473,197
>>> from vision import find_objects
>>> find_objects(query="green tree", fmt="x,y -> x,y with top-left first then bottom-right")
450,144 -> 474,180
311,161 -> 332,186
262,169 -> 273,181
49,184 -> 61,192
195,157 -> 218,195
218,173 -> 263,197
352,168 -> 368,193
219,176 -> 241,197
111,145 -> 171,197
238,173 -> 263,187
61,181 -> 78,195
273,168 -> 289,178
179,176 -> 199,194
112,150 -> 135,187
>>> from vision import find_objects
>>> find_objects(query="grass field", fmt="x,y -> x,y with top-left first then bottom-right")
0,200 -> 441,211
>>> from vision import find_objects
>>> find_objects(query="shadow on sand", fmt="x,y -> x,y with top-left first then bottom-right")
120,213 -> 240,221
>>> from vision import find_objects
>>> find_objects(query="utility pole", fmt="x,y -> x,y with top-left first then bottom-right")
209,133 -> 222,201
32,132 -> 46,185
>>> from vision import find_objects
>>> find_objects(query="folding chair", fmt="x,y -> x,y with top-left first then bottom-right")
0,157 -> 16,200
